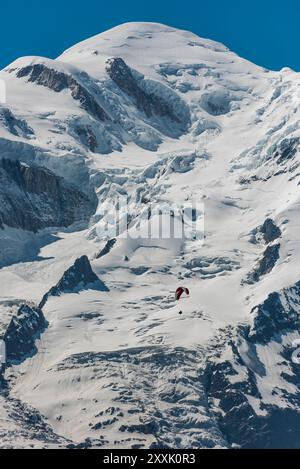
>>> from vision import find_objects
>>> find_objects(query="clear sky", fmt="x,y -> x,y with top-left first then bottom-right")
1,0 -> 299,71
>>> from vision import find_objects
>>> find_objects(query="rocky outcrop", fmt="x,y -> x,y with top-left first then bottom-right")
3,304 -> 47,365
207,280 -> 300,448
249,280 -> 300,344
106,58 -> 157,118
206,349 -> 269,448
251,218 -> 282,244
244,243 -> 280,284
0,107 -> 34,139
206,344 -> 300,448
7,57 -> 191,153
39,256 -> 109,308
72,123 -> 98,152
15,64 -> 109,122
260,218 -> 282,244
96,238 -> 117,259
269,137 -> 299,166
105,57 -> 190,134
0,159 -> 96,232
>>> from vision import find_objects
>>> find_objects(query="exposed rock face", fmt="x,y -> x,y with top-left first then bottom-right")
105,57 -> 190,134
54,256 -> 106,293
0,107 -> 34,139
3,304 -> 47,364
206,349 -> 269,448
207,279 -> 300,448
206,345 -> 300,449
106,58 -> 156,118
0,159 -> 96,232
39,256 -> 109,308
270,137 -> 300,166
8,57 -> 191,153
96,238 -> 117,259
244,243 -> 280,284
251,218 -> 282,245
15,64 -> 109,122
72,124 -> 98,152
260,218 -> 282,244
249,280 -> 300,344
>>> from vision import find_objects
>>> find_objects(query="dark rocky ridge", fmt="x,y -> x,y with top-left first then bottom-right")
206,348 -> 269,448
39,256 -> 109,309
244,243 -> 280,284
96,238 -> 117,259
0,107 -> 34,139
206,344 -> 300,448
72,123 -> 98,153
207,279 -> 300,448
251,218 -> 282,245
260,218 -> 282,244
269,137 -> 300,165
249,279 -> 300,344
8,59 -> 191,153
0,159 -> 96,232
2,304 -> 47,365
15,64 -> 109,122
105,57 -> 190,134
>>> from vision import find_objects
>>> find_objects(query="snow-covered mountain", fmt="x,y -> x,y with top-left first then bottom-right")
0,22 -> 299,449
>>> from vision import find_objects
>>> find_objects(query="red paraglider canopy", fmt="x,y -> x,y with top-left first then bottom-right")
175,287 -> 190,301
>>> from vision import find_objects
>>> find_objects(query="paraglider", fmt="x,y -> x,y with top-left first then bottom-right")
175,287 -> 190,315
175,287 -> 190,301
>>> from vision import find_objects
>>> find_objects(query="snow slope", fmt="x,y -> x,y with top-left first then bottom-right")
0,22 -> 300,449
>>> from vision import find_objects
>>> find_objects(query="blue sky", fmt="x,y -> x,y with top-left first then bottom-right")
1,0 -> 299,70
